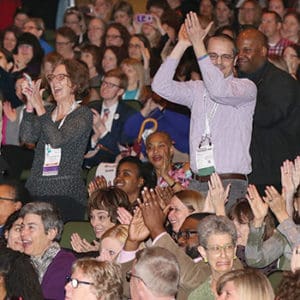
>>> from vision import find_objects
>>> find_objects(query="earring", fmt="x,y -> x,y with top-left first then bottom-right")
233,255 -> 237,260
204,257 -> 208,263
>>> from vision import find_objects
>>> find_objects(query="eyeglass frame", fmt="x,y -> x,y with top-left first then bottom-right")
47,73 -> 70,82
126,271 -> 148,287
101,80 -> 121,89
176,230 -> 199,241
205,243 -> 235,255
66,276 -> 94,289
207,52 -> 235,62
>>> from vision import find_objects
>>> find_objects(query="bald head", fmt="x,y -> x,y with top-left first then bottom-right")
236,28 -> 268,74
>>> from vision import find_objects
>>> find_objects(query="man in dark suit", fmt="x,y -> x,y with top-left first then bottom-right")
84,68 -> 136,168
237,28 -> 300,193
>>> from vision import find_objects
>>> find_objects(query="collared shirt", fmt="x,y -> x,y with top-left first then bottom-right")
152,56 -> 257,175
268,38 -> 294,57
101,102 -> 118,133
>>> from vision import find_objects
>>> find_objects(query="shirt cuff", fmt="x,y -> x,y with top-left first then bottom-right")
197,53 -> 209,61
152,232 -> 168,245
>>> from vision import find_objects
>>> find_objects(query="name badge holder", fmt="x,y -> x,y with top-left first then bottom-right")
42,102 -> 78,176
196,99 -> 218,176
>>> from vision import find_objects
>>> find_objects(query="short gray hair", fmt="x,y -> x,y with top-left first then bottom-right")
198,215 -> 237,248
134,247 -> 180,297
20,202 -> 63,241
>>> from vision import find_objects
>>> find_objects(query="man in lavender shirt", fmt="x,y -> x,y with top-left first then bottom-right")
152,12 -> 257,210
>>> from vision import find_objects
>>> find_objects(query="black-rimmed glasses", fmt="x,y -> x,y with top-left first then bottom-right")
66,276 -> 94,288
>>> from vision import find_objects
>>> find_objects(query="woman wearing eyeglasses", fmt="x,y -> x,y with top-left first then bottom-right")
65,258 -> 123,300
20,58 -> 92,221
188,215 -> 241,300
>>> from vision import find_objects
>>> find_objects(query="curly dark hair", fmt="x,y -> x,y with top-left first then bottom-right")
0,247 -> 44,300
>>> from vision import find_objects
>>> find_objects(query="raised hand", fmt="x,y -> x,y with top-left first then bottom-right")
127,207 -> 150,243
88,176 -> 108,196
185,12 -> 213,45
292,156 -> 300,190
155,186 -> 174,210
281,160 -> 295,216
264,186 -> 289,223
246,184 -> 268,227
206,173 -> 229,216
70,233 -> 99,253
117,207 -> 133,225
139,188 -> 166,239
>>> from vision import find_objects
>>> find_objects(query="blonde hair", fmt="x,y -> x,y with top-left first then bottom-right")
217,268 -> 275,300
72,258 -> 122,300
174,189 -> 205,213
121,57 -> 145,99
101,224 -> 128,245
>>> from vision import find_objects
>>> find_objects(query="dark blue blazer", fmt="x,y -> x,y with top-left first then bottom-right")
84,100 -> 136,167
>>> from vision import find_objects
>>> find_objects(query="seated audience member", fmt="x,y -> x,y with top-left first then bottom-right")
176,212 -> 213,260
80,44 -> 102,102
259,10 -> 293,57
216,268 -> 275,300
237,0 -> 262,30
145,131 -> 191,191
101,45 -> 128,74
0,179 -> 29,235
65,258 -> 123,300
103,22 -> 130,54
71,187 -> 131,253
0,210 -> 23,252
20,202 -> 76,300
55,26 -> 78,59
283,44 -> 300,80
168,190 -> 205,234
124,86 -> 190,155
281,12 -> 300,44
0,247 -> 44,300
121,58 -> 146,100
88,156 -> 157,205
98,224 -> 128,262
214,0 -> 235,31
13,7 -> 29,30
63,7 -> 87,46
229,198 -> 277,274
86,17 -> 106,48
245,184 -> 300,271
83,68 -> 136,168
1,26 -> 22,54
127,247 -> 180,300
128,33 -> 161,81
268,0 -> 287,19
23,17 -> 54,54
90,0 -> 113,23
12,32 -> 44,78
112,0 -> 135,35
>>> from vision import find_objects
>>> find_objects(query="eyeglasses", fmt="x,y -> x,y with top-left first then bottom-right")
101,80 -> 121,89
129,43 -> 141,49
126,271 -> 147,286
208,52 -> 234,62
66,276 -> 94,288
106,34 -> 121,40
205,244 -> 235,255
176,230 -> 198,241
47,73 -> 70,82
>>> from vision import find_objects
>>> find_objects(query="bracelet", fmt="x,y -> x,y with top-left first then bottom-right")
170,181 -> 177,188
197,53 -> 209,61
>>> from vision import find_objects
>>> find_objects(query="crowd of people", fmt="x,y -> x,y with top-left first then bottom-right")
0,0 -> 299,299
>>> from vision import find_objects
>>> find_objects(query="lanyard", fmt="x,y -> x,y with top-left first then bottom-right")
52,101 -> 78,129
203,92 -> 218,136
